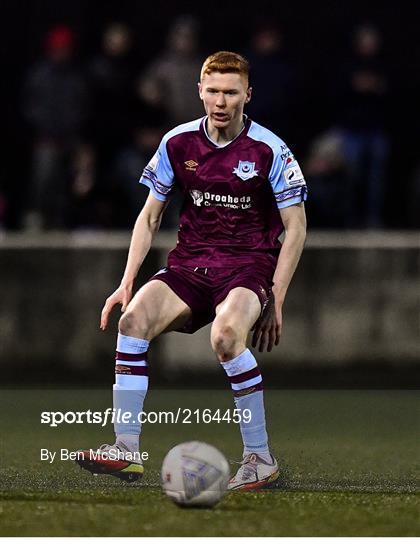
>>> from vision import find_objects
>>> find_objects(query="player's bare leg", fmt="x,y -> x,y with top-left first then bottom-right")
211,287 -> 279,490
212,286 -> 261,360
76,280 -> 192,481
118,279 -> 192,338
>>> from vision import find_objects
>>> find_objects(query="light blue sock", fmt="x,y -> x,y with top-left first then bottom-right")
234,391 -> 270,457
221,349 -> 270,457
113,333 -> 149,451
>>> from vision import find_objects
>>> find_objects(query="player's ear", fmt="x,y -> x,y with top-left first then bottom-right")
198,82 -> 203,100
245,86 -> 252,104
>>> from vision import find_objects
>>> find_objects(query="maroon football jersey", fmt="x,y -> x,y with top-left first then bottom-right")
140,116 -> 307,267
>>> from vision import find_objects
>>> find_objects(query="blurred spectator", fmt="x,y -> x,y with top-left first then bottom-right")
87,23 -> 138,171
332,24 -> 390,228
67,144 -> 101,228
109,126 -> 161,227
133,65 -> 170,133
23,26 -> 87,228
109,121 -> 181,229
22,25 -> 88,229
138,15 -> 203,127
246,24 -> 296,136
102,78 -> 174,229
304,131 -> 350,227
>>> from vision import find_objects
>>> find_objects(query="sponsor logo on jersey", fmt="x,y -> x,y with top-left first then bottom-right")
281,150 -> 293,160
185,159 -> 198,172
189,190 -> 252,210
190,190 -> 204,206
280,144 -> 293,160
233,161 -> 259,181
284,164 -> 305,187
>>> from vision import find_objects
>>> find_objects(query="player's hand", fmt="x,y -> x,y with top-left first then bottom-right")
251,290 -> 282,353
100,283 -> 133,331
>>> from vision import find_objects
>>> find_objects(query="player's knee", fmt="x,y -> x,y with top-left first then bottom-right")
211,323 -> 242,362
118,310 -> 150,339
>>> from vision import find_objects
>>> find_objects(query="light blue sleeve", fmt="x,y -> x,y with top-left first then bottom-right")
139,137 -> 175,202
269,144 -> 308,209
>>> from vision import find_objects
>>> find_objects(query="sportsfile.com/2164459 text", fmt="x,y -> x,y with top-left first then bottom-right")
40,408 -> 252,427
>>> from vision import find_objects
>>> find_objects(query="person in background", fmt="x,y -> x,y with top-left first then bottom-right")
22,25 -> 88,229
304,131 -> 349,228
87,23 -> 138,176
246,23 -> 296,138
332,24 -> 390,228
109,125 -> 170,228
137,15 -> 203,127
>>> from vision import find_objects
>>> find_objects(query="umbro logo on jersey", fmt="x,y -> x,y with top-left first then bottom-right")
233,161 -> 259,181
185,160 -> 198,171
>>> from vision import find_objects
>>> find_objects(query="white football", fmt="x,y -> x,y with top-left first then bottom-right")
161,441 -> 230,507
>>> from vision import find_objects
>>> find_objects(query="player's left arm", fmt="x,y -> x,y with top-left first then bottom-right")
252,203 -> 307,352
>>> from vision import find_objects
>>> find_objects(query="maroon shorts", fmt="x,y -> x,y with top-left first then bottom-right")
149,261 -> 276,334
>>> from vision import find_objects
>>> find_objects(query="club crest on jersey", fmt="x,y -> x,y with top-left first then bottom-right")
233,161 -> 259,181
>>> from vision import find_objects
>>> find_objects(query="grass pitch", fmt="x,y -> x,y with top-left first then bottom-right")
0,388 -> 418,536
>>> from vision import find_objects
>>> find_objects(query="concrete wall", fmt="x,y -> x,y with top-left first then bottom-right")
1,232 -> 419,377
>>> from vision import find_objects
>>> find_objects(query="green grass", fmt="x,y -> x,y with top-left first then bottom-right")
0,389 -> 419,536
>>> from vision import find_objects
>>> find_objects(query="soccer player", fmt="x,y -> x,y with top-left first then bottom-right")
76,51 -> 307,490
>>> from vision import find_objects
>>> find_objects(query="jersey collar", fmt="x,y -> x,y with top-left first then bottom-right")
200,115 -> 251,149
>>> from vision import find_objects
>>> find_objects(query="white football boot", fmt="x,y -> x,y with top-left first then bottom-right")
228,453 -> 279,491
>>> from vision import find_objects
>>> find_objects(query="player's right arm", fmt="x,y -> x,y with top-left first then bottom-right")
100,193 -> 168,330
101,131 -> 175,330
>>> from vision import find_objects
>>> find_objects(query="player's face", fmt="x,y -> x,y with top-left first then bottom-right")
199,72 -> 252,129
